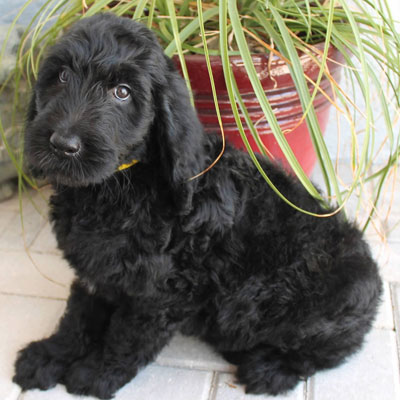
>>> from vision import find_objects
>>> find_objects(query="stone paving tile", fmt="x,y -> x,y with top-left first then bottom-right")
114,365 -> 212,400
0,186 -> 50,212
308,329 -> 400,400
391,283 -> 400,364
362,180 -> 400,244
156,334 -> 234,373
211,372 -> 304,400
365,216 -> 400,245
0,201 -> 47,251
0,250 -> 74,299
30,222 -> 61,255
311,161 -> 375,223
0,294 -> 65,400
311,161 -> 360,194
373,281 -> 394,330
311,161 -> 400,243
371,240 -> 400,283
20,366 -> 213,400
0,192 -> 29,212
369,170 -> 400,243
0,209 -> 18,236
388,223 -> 400,243
20,385 -> 97,400
0,187 -> 51,252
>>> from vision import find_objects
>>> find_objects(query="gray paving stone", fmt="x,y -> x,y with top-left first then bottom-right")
0,192 -> 23,211
391,283 -> 400,363
0,187 -> 50,212
365,211 -> 400,244
21,365 -> 213,400
308,329 -> 400,400
115,365 -> 212,400
371,240 -> 400,282
0,250 -> 74,299
30,222 -> 61,255
0,200 -> 47,251
211,372 -> 304,400
367,169 -> 400,243
388,222 -> 400,243
20,385 -> 97,400
311,160 -> 400,244
0,210 -> 18,236
0,294 -> 65,400
373,281 -> 394,330
156,333 -> 234,373
311,161 -> 375,225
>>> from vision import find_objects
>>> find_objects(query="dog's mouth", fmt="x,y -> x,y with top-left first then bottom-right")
25,128 -> 119,187
27,152 -> 102,187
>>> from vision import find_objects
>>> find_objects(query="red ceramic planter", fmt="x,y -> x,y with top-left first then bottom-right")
173,43 -> 343,176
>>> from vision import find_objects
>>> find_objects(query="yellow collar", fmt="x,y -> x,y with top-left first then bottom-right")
118,159 -> 139,171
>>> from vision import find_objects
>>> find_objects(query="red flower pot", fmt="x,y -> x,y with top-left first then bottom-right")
173,43 -> 343,176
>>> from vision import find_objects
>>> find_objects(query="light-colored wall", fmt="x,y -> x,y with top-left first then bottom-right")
324,1 -> 399,163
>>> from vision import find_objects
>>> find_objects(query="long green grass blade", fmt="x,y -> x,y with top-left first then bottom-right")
228,0 -> 323,201
166,0 -> 194,105
164,7 -> 219,57
232,79 -> 271,160
269,6 -> 342,204
29,0 -> 68,78
2,0 -> 400,227
220,0 -> 337,215
83,0 -> 112,17
133,0 -> 148,20
114,1 -> 140,17
336,0 -> 372,195
196,0 -> 223,135
0,0 -> 34,64
147,0 -> 156,28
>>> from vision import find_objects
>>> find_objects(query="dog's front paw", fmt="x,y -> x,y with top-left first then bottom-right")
13,340 -> 68,391
63,352 -> 135,399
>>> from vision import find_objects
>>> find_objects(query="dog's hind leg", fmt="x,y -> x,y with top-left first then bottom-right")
223,345 -> 308,395
230,265 -> 382,395
233,329 -> 366,396
13,280 -> 114,391
232,340 -> 351,395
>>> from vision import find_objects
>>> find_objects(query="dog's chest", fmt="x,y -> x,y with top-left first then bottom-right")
49,188 -> 173,285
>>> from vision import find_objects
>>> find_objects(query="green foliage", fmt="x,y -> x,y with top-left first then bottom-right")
1,0 -> 399,230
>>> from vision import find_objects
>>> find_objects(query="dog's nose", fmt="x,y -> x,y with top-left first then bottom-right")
50,132 -> 81,156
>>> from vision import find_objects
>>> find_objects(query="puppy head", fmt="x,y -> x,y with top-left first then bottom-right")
25,13 -> 170,186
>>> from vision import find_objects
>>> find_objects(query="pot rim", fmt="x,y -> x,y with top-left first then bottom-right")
172,42 -> 340,62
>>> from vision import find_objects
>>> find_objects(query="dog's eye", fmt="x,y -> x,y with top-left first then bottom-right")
113,85 -> 131,101
59,69 -> 68,83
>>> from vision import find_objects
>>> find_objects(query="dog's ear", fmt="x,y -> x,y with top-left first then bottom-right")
151,58 -> 205,213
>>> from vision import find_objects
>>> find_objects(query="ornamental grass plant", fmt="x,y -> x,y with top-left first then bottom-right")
1,0 -> 399,234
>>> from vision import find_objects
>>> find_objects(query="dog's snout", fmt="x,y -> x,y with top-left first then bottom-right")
50,132 -> 81,156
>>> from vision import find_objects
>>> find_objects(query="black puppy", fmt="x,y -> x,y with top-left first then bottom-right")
14,13 -> 382,399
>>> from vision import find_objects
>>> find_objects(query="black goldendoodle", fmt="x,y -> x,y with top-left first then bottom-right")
14,13 -> 382,399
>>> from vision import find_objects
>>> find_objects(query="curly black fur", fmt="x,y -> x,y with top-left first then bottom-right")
14,13 -> 382,399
